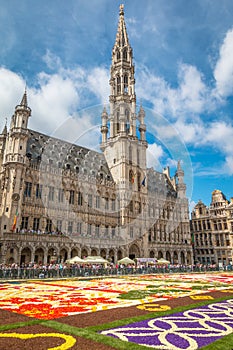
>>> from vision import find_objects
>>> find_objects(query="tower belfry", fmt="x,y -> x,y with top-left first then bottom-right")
101,4 -> 147,189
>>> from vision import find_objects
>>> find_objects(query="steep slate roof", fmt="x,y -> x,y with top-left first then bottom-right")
26,129 -> 113,181
147,167 -> 177,198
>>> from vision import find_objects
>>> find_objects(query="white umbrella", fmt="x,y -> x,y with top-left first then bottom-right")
118,257 -> 135,265
82,256 -> 109,264
157,258 -> 170,264
66,256 -> 84,264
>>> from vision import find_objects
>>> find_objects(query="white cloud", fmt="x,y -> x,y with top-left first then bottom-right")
0,58 -> 109,151
0,68 -> 25,128
87,67 -> 109,105
214,28 -> 233,97
137,62 -> 214,119
147,143 -> 164,169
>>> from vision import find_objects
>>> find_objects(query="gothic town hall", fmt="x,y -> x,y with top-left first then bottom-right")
0,5 -> 192,265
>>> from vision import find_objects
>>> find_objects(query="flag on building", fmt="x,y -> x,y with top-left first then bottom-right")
141,176 -> 146,186
12,209 -> 19,232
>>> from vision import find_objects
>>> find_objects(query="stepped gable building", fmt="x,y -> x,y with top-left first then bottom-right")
191,190 -> 233,265
0,5 -> 192,265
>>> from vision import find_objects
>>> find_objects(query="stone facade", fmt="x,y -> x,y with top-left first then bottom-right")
191,190 -> 233,265
0,5 -> 192,265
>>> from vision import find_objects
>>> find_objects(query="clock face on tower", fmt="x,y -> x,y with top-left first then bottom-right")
12,193 -> 20,201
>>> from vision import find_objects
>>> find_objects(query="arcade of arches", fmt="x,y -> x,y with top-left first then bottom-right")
2,241 -> 192,265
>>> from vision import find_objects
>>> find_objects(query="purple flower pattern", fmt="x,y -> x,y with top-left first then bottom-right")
101,299 -> 233,349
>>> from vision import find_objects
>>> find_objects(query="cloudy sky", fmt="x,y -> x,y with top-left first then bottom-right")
0,0 -> 233,207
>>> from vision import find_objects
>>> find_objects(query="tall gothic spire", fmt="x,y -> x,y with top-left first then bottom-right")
20,88 -> 28,107
113,4 -> 130,50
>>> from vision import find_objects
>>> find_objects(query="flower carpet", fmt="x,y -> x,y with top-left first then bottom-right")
0,273 -> 232,349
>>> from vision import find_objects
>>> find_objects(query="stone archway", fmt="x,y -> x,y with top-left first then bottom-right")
20,247 -> 32,265
81,248 -> 88,259
100,249 -> 106,259
129,244 -> 140,259
47,247 -> 57,263
91,248 -> 98,256
173,251 -> 178,264
117,250 -> 123,260
181,251 -> 185,264
5,245 -> 18,265
71,248 -> 79,258
59,248 -> 68,263
158,251 -> 163,259
34,248 -> 44,264
166,251 -> 171,262
149,250 -> 155,258
109,249 -> 115,263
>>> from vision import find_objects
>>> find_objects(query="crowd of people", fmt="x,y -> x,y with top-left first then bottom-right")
0,261 -> 228,280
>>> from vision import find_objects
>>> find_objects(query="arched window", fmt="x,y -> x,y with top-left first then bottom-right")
116,76 -> 121,94
117,111 -> 120,133
124,75 -> 128,93
116,50 -> 120,60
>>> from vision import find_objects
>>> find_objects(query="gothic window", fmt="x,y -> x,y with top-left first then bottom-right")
124,75 -> 128,93
24,182 -> 32,197
36,184 -> 42,199
46,219 -> 52,232
117,111 -> 120,133
105,197 -> 109,210
48,186 -> 54,201
69,190 -> 75,205
68,221 -> 73,234
112,199 -> 116,211
32,218 -> 40,231
78,191 -> 83,206
96,195 -> 100,208
88,224 -> 92,235
77,222 -> 82,233
21,216 -> 29,230
58,189 -> 64,202
116,76 -> 121,94
116,50 -> 120,60
57,220 -> 62,232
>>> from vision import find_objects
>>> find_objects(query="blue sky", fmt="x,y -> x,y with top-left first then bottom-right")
0,0 -> 233,208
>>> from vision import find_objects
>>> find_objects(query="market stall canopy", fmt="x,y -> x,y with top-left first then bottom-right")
66,256 -> 84,264
118,257 -> 135,265
157,258 -> 170,265
82,256 -> 109,264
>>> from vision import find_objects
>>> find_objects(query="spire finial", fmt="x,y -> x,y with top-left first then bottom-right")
20,87 -> 28,107
119,4 -> 124,15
